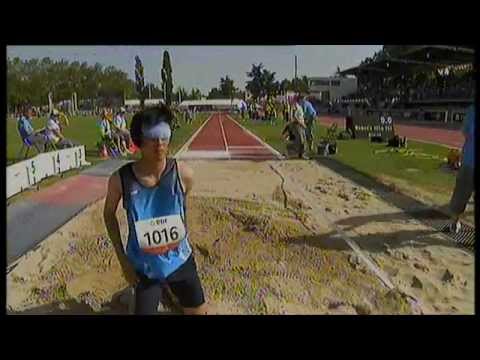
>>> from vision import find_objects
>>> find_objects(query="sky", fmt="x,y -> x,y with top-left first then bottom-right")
7,45 -> 382,93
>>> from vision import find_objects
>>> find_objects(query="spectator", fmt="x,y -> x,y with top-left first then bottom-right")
282,118 -> 301,158
98,109 -> 122,155
44,109 -> 74,149
292,95 -> 308,159
113,107 -> 133,152
185,108 -> 193,124
282,100 -> 290,123
299,94 -> 317,152
448,104 -> 475,233
17,106 -> 47,152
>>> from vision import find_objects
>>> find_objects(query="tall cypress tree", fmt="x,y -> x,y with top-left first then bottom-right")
135,55 -> 146,109
161,51 -> 173,106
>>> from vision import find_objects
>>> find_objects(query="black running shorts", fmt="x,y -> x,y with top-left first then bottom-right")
134,255 -> 205,314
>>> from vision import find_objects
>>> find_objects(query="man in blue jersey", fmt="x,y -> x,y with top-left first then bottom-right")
17,106 -> 48,152
103,105 -> 208,315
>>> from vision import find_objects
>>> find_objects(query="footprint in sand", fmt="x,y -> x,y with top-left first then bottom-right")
37,250 -> 49,273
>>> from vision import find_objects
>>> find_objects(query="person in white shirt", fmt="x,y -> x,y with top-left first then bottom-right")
112,107 -> 132,153
45,109 -> 74,149
292,95 -> 308,159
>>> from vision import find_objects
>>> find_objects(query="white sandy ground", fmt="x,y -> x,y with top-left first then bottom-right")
7,159 -> 474,315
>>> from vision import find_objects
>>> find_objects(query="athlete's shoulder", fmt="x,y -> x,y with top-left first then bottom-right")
176,160 -> 193,177
106,170 -> 122,195
176,161 -> 193,186
110,162 -> 134,190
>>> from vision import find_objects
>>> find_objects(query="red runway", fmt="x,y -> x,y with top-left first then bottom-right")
178,113 -> 281,160
318,116 -> 464,149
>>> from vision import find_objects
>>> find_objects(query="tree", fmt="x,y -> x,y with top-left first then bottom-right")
135,56 -> 146,108
280,78 -> 293,93
174,86 -> 188,103
145,83 -> 163,98
161,50 -> 173,106
206,76 -> 239,100
7,56 -> 136,112
189,88 -> 202,100
219,76 -> 237,100
207,87 -> 223,99
246,63 -> 265,100
291,76 -> 310,94
246,63 -> 279,101
236,90 -> 246,100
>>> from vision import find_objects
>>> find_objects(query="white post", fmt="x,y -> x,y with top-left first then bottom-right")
48,92 -> 53,114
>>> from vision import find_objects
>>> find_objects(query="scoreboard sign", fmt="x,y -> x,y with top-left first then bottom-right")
351,113 -> 395,141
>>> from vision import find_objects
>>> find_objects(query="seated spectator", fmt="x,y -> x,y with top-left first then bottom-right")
282,119 -> 301,158
98,109 -> 125,156
112,107 -> 133,153
17,106 -> 48,152
44,109 -> 75,149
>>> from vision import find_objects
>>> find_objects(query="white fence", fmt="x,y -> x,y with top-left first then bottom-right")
6,146 -> 90,199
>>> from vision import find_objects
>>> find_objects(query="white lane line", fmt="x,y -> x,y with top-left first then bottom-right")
177,150 -> 230,159
225,114 -> 284,160
174,114 -> 214,159
218,113 -> 230,159
396,136 -> 462,149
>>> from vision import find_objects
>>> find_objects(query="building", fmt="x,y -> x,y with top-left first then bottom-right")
308,76 -> 358,102
338,45 -> 475,124
178,98 -> 243,112
124,98 -> 164,107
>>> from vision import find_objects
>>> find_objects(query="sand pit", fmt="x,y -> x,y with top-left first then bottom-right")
7,160 -> 475,315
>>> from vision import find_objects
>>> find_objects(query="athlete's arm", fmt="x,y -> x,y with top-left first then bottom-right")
103,171 -> 138,285
177,161 -> 194,196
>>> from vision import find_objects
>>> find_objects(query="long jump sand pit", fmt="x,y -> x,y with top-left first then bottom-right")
7,160 -> 474,315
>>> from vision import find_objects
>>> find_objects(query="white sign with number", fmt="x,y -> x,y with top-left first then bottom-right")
135,215 -> 186,255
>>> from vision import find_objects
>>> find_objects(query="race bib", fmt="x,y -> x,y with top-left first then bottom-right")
135,215 -> 186,255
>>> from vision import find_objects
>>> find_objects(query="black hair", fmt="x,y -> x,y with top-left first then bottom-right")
130,104 -> 174,147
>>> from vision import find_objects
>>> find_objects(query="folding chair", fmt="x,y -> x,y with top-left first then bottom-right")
97,135 -> 120,159
44,140 -> 58,152
17,129 -> 43,160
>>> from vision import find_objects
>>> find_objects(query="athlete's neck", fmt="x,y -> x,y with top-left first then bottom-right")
136,156 -> 167,177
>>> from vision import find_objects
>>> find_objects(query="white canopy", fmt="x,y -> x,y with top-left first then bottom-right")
179,99 -> 242,108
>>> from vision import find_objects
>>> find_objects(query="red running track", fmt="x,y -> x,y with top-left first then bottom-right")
185,113 -> 279,160
189,113 -> 226,151
318,116 -> 464,149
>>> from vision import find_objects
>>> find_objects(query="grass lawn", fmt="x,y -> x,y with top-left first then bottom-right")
239,115 -> 457,204
6,113 -> 209,204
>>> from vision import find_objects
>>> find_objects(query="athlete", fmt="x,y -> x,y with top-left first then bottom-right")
103,105 -> 208,315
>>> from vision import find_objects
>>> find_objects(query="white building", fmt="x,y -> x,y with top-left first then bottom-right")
124,98 -> 164,107
178,99 -> 243,111
308,76 -> 358,102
